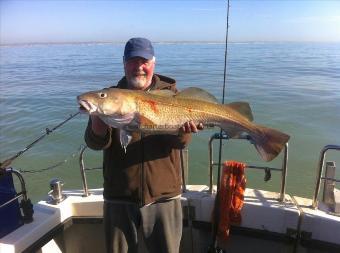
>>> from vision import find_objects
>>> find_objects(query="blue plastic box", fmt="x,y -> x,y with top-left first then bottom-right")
0,171 -> 24,238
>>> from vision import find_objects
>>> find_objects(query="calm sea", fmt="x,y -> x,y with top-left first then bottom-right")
1,42 -> 339,203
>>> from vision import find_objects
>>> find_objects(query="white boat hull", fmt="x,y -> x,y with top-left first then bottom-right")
1,186 -> 339,253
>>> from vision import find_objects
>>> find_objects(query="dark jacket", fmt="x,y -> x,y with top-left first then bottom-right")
84,74 -> 191,206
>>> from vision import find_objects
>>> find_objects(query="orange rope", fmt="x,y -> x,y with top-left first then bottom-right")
217,160 -> 247,241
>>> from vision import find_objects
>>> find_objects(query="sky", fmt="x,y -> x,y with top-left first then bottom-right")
1,0 -> 340,45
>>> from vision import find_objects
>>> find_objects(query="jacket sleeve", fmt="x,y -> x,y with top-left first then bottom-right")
84,117 -> 112,150
169,132 -> 192,149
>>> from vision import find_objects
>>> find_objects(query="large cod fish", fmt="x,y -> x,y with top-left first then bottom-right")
78,87 -> 289,161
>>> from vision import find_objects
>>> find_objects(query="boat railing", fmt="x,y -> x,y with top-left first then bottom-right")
79,145 -> 90,197
208,132 -> 289,202
78,144 -> 190,196
312,144 -> 340,209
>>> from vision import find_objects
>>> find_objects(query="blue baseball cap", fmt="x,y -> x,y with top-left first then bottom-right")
124,38 -> 154,61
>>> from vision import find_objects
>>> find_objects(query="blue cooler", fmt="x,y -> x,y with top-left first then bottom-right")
0,171 -> 24,238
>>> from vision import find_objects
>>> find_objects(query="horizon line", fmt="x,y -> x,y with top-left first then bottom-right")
1,40 -> 340,47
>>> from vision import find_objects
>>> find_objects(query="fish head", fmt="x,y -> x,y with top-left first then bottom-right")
77,88 -> 137,118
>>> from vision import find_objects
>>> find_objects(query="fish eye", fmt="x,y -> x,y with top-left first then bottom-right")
99,92 -> 107,98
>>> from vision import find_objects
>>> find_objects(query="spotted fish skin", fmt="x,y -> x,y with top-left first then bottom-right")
78,87 -> 289,161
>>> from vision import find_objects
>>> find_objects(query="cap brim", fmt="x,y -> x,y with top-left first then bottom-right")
124,51 -> 154,61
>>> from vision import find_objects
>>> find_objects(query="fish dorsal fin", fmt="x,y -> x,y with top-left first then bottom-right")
225,102 -> 253,121
175,87 -> 218,103
148,89 -> 176,97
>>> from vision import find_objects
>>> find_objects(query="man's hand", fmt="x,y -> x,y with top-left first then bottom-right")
91,115 -> 109,137
180,121 -> 204,134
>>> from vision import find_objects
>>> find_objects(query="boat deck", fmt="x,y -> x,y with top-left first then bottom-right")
1,185 -> 339,253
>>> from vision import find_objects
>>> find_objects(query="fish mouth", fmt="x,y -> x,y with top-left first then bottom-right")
78,100 -> 97,114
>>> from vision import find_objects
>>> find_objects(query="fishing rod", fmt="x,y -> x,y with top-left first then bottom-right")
209,0 -> 231,252
0,112 -> 80,171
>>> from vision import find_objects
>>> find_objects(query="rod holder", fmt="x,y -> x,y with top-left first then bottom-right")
48,178 -> 66,204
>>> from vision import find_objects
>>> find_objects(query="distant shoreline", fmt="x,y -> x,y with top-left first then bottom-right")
1,41 -> 339,47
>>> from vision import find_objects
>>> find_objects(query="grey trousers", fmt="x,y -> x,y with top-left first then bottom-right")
104,198 -> 182,253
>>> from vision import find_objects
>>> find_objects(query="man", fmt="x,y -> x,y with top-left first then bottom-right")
85,38 -> 202,253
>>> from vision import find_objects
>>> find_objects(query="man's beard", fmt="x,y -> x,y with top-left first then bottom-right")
127,75 -> 149,89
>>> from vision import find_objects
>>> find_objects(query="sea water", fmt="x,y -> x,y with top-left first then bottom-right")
0,42 -> 339,203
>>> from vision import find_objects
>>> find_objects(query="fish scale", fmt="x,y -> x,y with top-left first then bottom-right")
136,93 -> 252,133
77,87 -> 290,161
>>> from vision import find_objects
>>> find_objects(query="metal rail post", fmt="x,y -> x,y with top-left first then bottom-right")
79,145 -> 90,197
312,145 -> 340,209
208,133 -> 289,202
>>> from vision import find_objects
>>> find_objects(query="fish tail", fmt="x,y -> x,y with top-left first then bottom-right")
251,125 -> 290,162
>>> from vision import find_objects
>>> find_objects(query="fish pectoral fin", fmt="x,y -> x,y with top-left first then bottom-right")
175,87 -> 219,103
225,102 -> 254,121
119,129 -> 132,152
